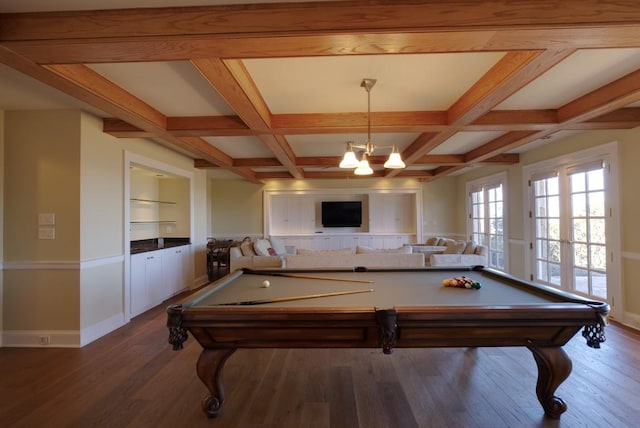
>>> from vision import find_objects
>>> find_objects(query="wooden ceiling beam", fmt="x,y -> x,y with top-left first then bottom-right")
448,50 -> 574,125
39,63 -> 261,182
105,107 -> 640,138
6,27 -> 640,65
3,1 -> 639,42
558,69 -> 640,124
191,58 -> 302,178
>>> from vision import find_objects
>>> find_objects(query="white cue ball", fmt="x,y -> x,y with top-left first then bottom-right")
262,280 -> 271,288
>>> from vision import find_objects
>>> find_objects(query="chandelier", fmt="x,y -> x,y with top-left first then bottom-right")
339,78 -> 406,175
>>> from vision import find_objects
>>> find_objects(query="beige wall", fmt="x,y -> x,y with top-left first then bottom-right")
4,111 -> 83,343
209,177 -> 424,237
2,110 -> 210,347
5,110 -> 81,262
421,177 -> 459,237
80,114 -> 125,260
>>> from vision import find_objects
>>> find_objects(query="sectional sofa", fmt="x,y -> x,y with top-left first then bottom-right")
229,241 -> 425,271
228,236 -> 487,272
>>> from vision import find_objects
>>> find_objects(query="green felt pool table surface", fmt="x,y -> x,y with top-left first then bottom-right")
188,268 -> 567,309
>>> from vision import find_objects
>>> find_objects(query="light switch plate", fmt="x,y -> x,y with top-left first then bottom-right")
39,213 -> 56,225
39,227 -> 55,240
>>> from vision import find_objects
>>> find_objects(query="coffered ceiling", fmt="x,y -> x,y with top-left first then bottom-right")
1,0 -> 639,183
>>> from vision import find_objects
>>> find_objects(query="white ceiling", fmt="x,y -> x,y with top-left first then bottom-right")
1,1 -> 639,181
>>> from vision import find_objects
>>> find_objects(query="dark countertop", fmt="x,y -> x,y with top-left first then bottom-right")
131,237 -> 191,255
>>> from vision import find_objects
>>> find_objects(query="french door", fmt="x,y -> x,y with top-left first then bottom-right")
530,162 -> 608,298
467,173 -> 506,271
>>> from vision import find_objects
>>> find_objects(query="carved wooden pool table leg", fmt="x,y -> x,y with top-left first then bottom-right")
196,348 -> 237,418
528,346 -> 572,419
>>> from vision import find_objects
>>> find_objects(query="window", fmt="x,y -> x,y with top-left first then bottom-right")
467,172 -> 507,271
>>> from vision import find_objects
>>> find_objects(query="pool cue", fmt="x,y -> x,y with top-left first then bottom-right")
213,288 -> 374,306
246,270 -> 373,284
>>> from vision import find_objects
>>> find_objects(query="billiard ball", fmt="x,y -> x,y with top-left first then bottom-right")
262,280 -> 270,288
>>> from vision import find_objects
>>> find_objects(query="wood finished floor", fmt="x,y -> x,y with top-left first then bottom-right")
2,290 -> 640,428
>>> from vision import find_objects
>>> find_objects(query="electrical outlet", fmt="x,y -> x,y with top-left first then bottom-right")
39,336 -> 51,345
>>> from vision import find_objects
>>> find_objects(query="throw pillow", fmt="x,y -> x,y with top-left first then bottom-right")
444,240 -> 466,254
253,238 -> 273,256
425,237 -> 439,246
463,241 -> 477,254
269,236 -> 287,256
240,240 -> 257,256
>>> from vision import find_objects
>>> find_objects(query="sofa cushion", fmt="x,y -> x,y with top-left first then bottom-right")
252,255 -> 284,268
443,240 -> 466,254
463,241 -> 477,254
425,237 -> 439,246
269,236 -> 287,256
240,240 -> 257,256
253,238 -> 273,256
297,247 -> 354,255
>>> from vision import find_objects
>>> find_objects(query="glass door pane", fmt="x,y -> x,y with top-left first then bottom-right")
569,166 -> 607,298
532,176 -> 562,286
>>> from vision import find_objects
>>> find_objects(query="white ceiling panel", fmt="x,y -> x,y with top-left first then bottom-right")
429,131 -> 506,155
244,53 -> 506,114
0,65 -> 106,115
88,62 -> 235,116
203,136 -> 273,158
498,48 -> 640,110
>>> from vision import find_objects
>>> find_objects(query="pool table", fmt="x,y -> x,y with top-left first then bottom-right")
167,266 -> 608,419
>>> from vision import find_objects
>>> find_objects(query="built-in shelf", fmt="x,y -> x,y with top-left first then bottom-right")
130,198 -> 176,204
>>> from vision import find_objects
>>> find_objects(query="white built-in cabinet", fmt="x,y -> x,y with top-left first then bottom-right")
130,244 -> 191,317
264,189 -> 422,250
369,193 -> 415,234
270,196 -> 315,234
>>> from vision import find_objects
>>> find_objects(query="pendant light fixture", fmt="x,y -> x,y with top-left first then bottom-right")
339,78 -> 406,175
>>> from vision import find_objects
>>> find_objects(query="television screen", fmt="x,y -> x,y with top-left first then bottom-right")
321,201 -> 362,227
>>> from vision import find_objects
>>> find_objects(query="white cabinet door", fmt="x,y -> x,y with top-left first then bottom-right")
130,251 -> 162,316
370,194 -> 415,233
146,252 -> 164,307
163,245 -> 192,297
162,247 -> 179,298
130,253 -> 148,317
271,196 -> 315,234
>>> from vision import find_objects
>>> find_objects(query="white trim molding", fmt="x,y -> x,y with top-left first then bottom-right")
3,255 -> 125,271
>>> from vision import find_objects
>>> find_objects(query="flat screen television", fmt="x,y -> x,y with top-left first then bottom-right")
321,201 -> 362,227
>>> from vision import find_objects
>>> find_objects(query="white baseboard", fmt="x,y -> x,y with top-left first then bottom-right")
2,329 -> 81,348
2,313 -> 127,348
80,313 -> 126,347
619,311 -> 640,331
